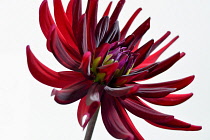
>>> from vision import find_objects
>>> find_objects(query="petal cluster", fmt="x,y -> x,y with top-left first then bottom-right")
26,0 -> 202,139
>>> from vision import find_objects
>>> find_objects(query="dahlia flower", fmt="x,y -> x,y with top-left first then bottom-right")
26,0 -> 202,139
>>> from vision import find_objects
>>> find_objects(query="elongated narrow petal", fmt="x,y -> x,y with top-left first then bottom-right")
128,18 -> 150,50
144,52 -> 183,79
135,75 -> 195,91
39,0 -> 55,39
101,94 -> 133,139
71,0 -> 82,32
104,85 -> 139,97
77,83 -> 102,129
65,0 -> 74,25
120,97 -> 174,123
146,119 -> 202,131
26,46 -> 75,88
48,27 -> 80,71
75,14 -> 88,55
139,36 -> 179,68
134,39 -> 154,67
86,0 -> 98,53
135,87 -> 177,98
53,0 -> 78,50
102,1 -> 112,17
114,99 -> 144,140
142,93 -> 193,106
120,8 -> 142,40
53,80 -> 93,104
79,51 -> 91,77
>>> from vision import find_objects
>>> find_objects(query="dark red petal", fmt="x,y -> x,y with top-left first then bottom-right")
26,46 -> 75,88
142,93 -> 193,106
101,94 -> 133,139
95,16 -> 109,47
109,0 -> 125,30
114,99 -> 144,140
144,52 -> 183,79
53,80 -> 93,104
66,0 -> 74,26
102,21 -> 120,43
39,0 -> 55,40
103,1 -> 112,17
114,70 -> 149,86
77,83 -> 102,129
135,75 -> 195,91
71,0 -> 82,32
136,87 -> 177,98
120,97 -> 174,123
53,0 -> 78,51
146,119 -> 202,131
48,27 -> 80,71
133,39 -> 154,67
79,51 -> 91,77
120,8 -> 142,40
85,0 -> 98,53
98,62 -> 119,84
104,85 -> 140,97
138,36 -> 179,69
149,31 -> 171,53
128,18 -> 150,50
75,14 -> 88,55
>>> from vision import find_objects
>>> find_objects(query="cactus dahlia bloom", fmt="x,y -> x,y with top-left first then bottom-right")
26,0 -> 202,139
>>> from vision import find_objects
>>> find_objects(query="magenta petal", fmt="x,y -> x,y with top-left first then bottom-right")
48,27 -> 80,71
26,46 -> 76,88
39,0 -> 55,40
120,8 -> 142,40
104,85 -> 140,97
146,119 -> 202,131
120,97 -> 174,123
101,94 -> 133,140
53,80 -> 93,104
79,51 -> 91,77
77,83 -> 102,129
142,93 -> 193,106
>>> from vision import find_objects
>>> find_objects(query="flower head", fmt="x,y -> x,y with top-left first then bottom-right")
26,0 -> 202,139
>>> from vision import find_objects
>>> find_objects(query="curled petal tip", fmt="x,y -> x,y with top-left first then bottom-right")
51,88 -> 57,96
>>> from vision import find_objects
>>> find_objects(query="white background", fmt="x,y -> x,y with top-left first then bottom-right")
0,0 -> 210,139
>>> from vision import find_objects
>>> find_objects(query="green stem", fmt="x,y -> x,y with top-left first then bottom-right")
84,108 -> 99,140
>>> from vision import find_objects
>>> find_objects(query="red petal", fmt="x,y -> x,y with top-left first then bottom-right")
138,36 -> 179,69
101,94 -> 133,139
71,0 -> 82,32
115,99 -> 144,140
128,18 -> 150,50
79,51 -> 91,77
109,0 -> 125,30
39,0 -> 55,40
133,39 -> 154,67
98,62 -> 119,84
48,27 -> 80,71
102,1 -> 112,17
85,0 -> 98,53
142,93 -> 193,106
120,97 -> 174,123
53,80 -> 93,104
77,83 -> 102,129
66,0 -> 74,26
53,0 -> 78,51
146,119 -> 202,131
104,85 -> 140,97
26,46 -> 76,88
75,14 -> 88,55
120,8 -> 142,40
